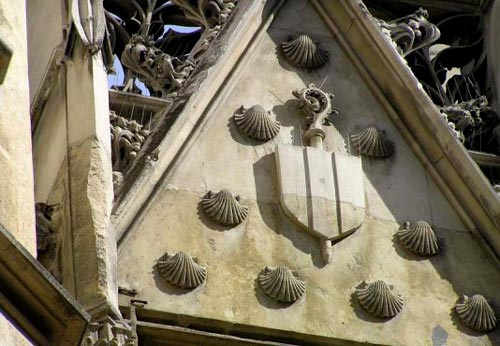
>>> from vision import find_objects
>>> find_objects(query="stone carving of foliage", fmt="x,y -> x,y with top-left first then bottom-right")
104,0 -> 238,95
455,295 -> 498,332
350,125 -> 394,158
233,105 -> 281,141
201,189 -> 248,226
281,34 -> 329,69
258,266 -> 306,303
121,35 -> 195,96
110,111 -> 150,173
157,252 -> 207,289
375,8 -> 440,57
398,221 -> 441,257
82,316 -> 137,346
356,280 -> 404,318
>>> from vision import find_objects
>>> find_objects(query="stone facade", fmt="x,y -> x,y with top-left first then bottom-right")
0,0 -> 499,345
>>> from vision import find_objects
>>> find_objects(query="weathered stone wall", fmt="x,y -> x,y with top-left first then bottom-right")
117,1 -> 500,345
0,0 -> 35,345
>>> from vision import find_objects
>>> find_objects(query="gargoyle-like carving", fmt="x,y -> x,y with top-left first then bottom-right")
201,189 -> 248,226
455,295 -> 497,332
398,221 -> 441,257
281,34 -> 329,69
293,84 -> 336,147
356,280 -> 404,318
233,105 -> 281,141
110,111 -> 150,174
440,97 -> 500,154
258,266 -> 306,303
375,8 -> 440,57
82,316 -> 137,346
157,252 -> 207,289
121,35 -> 195,96
36,203 -> 62,282
350,125 -> 394,158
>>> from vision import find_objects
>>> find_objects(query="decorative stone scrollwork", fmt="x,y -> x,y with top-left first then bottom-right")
110,111 -> 150,174
121,35 -> 195,97
398,221 -> 441,257
169,0 -> 238,60
281,34 -> 329,69
82,316 -> 137,346
455,295 -> 498,332
258,266 -> 306,303
293,84 -> 336,147
233,105 -> 281,141
201,189 -> 248,226
350,125 -> 394,158
157,252 -> 207,289
356,280 -> 404,318
375,8 -> 440,57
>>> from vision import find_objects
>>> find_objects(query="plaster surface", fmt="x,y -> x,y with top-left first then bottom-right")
118,1 -> 500,345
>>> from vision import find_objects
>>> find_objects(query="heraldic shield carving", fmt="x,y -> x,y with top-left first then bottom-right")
275,84 -> 365,265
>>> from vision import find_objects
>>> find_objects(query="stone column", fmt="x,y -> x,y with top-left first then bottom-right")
65,39 -> 119,318
0,1 -> 36,345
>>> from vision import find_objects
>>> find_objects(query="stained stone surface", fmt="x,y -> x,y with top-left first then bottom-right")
117,1 -> 500,345
0,1 -> 36,344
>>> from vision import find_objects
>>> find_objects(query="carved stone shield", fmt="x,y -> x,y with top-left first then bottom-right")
275,144 -> 365,241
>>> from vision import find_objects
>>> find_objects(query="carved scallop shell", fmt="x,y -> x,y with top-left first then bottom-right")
157,252 -> 207,289
455,295 -> 498,332
350,125 -> 395,158
398,221 -> 441,256
356,280 -> 404,318
234,105 -> 281,141
281,34 -> 329,69
259,266 -> 306,303
201,190 -> 248,226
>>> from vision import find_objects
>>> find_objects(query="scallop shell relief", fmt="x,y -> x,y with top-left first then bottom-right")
259,266 -> 306,303
157,252 -> 207,289
455,295 -> 497,332
398,221 -> 441,256
234,105 -> 281,141
281,34 -> 329,69
350,125 -> 395,158
356,280 -> 404,318
201,189 -> 248,226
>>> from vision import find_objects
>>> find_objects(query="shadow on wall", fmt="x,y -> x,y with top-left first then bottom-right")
261,0 -> 500,344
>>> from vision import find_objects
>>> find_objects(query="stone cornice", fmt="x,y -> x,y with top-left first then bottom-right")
310,0 -> 500,264
0,222 -> 89,345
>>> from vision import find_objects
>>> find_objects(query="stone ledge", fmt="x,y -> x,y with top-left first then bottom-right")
0,222 -> 89,345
